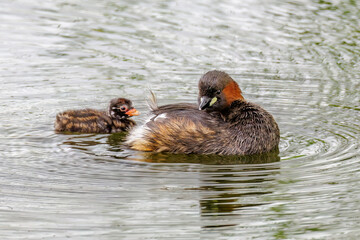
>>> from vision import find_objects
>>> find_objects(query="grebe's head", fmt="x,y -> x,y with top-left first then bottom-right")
108,98 -> 140,119
198,70 -> 244,112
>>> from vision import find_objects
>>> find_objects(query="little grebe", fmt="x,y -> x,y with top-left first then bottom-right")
55,98 -> 139,133
126,71 -> 280,155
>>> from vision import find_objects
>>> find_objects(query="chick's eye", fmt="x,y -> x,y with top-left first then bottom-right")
120,106 -> 127,111
216,90 -> 221,95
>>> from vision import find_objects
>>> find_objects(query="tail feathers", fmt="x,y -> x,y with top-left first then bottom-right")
147,90 -> 158,111
54,114 -> 68,132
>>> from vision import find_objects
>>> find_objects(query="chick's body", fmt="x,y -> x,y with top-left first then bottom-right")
55,98 -> 138,133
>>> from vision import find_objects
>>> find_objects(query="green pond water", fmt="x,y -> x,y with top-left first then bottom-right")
0,0 -> 359,239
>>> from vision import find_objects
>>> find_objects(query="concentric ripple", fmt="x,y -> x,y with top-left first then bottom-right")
0,0 -> 360,239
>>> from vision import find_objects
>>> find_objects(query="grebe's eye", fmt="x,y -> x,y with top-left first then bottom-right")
120,106 -> 128,111
216,90 -> 221,95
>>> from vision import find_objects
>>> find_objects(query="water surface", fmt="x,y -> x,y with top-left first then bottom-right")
1,0 -> 360,239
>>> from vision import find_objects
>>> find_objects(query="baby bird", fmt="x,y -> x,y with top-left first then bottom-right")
126,70 -> 279,155
55,98 -> 139,133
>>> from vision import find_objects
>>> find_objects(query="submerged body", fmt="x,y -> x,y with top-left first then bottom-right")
126,71 -> 280,155
55,98 -> 139,133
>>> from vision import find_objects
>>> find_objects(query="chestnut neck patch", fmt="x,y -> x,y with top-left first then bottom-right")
223,80 -> 244,105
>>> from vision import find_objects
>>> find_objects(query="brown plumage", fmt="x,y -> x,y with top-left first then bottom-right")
126,71 -> 280,155
55,98 -> 139,133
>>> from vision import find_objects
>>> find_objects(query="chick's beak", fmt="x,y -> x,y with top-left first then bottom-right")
125,108 -> 140,116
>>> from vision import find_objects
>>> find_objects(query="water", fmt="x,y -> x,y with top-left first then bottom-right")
1,0 -> 359,239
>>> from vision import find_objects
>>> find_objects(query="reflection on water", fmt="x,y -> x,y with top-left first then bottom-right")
61,132 -> 280,165
1,0 -> 360,239
199,164 -> 279,229
63,134 -> 281,230
135,151 -> 280,165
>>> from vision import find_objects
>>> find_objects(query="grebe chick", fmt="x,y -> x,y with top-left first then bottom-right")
55,98 -> 139,133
